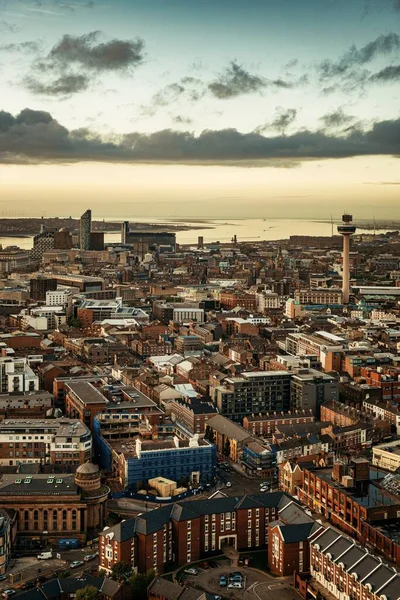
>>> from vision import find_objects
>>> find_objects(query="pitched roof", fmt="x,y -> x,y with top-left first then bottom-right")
99,518 -> 137,542
206,414 -> 251,441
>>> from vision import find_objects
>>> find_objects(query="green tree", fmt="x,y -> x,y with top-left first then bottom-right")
68,316 -> 82,328
75,586 -> 100,600
110,561 -> 132,582
128,570 -> 155,600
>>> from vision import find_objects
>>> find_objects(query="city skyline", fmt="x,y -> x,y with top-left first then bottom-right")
0,0 -> 399,218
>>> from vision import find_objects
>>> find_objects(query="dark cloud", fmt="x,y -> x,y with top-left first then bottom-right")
370,64 -> 400,82
0,40 -> 41,53
24,30 -> 145,96
25,73 -> 90,96
2,108 -> 400,167
35,31 -> 145,72
317,33 -> 400,81
320,109 -> 356,129
0,20 -> 19,32
208,61 -> 267,99
256,108 -> 297,135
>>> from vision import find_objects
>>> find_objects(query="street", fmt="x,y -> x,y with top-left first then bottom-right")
0,549 -> 99,593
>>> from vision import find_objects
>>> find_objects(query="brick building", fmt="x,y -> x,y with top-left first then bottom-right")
0,463 -> 109,549
65,380 -> 107,428
99,491 -> 303,575
0,418 -> 91,466
219,292 -> 256,311
298,460 -> 400,565
164,397 -> 218,434
303,527 -> 400,600
243,410 -> 315,437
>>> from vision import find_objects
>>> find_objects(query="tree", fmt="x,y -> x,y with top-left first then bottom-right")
110,561 -> 132,582
68,316 -> 82,328
75,587 -> 100,600
129,570 -> 155,600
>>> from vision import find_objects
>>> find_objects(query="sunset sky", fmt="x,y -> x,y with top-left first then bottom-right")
0,0 -> 399,219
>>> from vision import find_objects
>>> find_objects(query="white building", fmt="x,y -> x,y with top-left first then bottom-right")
46,289 -> 72,308
0,357 -> 39,393
256,291 -> 280,312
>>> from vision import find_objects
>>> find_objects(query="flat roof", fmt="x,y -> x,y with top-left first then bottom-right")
66,381 -> 107,404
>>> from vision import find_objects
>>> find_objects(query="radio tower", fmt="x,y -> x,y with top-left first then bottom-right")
337,214 -> 356,304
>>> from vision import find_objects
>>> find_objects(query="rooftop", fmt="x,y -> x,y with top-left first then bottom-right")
66,381 -> 107,405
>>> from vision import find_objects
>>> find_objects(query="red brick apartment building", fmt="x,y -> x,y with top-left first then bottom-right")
361,366 -> 400,403
243,410 -> 315,437
219,292 -> 256,311
294,527 -> 400,600
297,459 -> 400,566
99,492 -> 310,575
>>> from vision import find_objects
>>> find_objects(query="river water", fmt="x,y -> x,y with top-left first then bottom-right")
0,217 -> 393,249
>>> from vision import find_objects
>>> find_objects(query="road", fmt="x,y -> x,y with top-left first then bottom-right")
0,550 -> 99,593
107,462 -> 276,517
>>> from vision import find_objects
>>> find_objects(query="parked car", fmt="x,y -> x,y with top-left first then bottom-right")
2,590 -> 16,598
219,575 -> 228,587
36,576 -> 47,584
0,576 -> 6,582
21,581 -> 35,590
83,554 -> 97,562
199,562 -> 210,569
228,582 -> 243,590
184,568 -> 198,576
260,486 -> 269,492
238,556 -> 245,565
229,572 -> 243,582
226,481 -> 232,487
70,560 -> 84,569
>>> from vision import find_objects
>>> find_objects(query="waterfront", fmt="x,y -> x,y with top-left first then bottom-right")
0,217 -> 396,250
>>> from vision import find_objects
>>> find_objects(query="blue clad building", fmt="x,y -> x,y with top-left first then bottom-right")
123,435 -> 216,490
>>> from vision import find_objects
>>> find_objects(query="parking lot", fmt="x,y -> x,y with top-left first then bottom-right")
0,550 -> 98,595
181,562 -> 300,600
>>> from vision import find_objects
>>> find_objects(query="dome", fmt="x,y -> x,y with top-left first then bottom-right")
76,461 -> 99,475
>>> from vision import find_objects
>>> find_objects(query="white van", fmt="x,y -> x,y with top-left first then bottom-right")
37,551 -> 53,560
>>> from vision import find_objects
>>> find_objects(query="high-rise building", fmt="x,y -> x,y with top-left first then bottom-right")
80,209 -> 92,251
337,214 -> 356,304
30,231 -> 55,261
30,276 -> 57,301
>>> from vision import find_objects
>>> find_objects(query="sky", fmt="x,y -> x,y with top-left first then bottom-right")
0,0 -> 399,220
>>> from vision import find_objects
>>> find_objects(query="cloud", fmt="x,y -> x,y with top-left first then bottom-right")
142,77 -> 205,116
208,61 -> 267,98
1,108 -> 400,167
0,20 -> 19,32
318,33 -> 400,80
23,30 -> 145,97
171,115 -> 193,125
25,73 -> 90,96
0,40 -> 41,53
42,31 -> 145,72
255,108 -> 297,135
370,64 -> 400,82
320,109 -> 356,129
